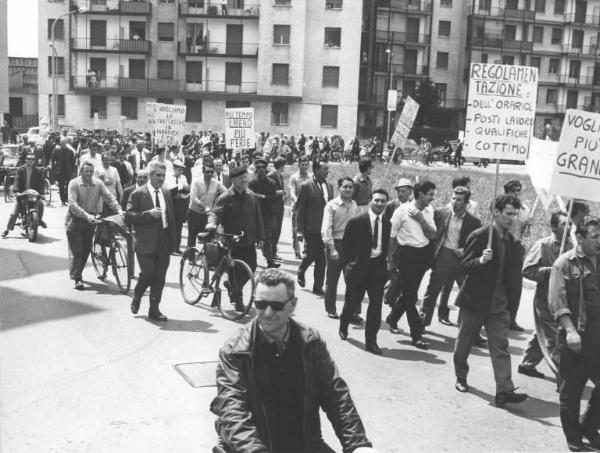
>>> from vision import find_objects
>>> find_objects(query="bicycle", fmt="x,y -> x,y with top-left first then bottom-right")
38,167 -> 52,207
14,189 -> 42,242
179,231 -> 256,321
90,214 -> 132,294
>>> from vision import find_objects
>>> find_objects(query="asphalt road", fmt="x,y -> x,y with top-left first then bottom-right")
0,189 -> 573,452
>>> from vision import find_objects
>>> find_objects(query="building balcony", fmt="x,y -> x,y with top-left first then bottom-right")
562,44 -> 600,57
467,4 -> 535,20
79,0 -> 152,15
177,41 -> 258,58
71,76 -> 258,95
439,98 -> 466,109
469,35 -> 533,51
537,103 -> 566,114
375,31 -> 430,45
559,74 -> 600,87
70,38 -> 151,54
565,13 -> 600,26
371,63 -> 428,76
178,2 -> 259,18
376,0 -> 432,14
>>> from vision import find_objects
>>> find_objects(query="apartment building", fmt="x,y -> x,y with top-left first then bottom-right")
0,0 -> 9,123
9,58 -> 39,131
37,0 -> 361,138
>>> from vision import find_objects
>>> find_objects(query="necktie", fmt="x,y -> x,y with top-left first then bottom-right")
372,216 -> 379,250
155,189 -> 161,208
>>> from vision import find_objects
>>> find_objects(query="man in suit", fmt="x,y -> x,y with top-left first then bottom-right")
268,157 -> 286,261
51,143 -> 76,206
339,189 -> 390,355
295,159 -> 333,295
129,140 -> 149,175
213,158 -> 231,188
453,194 -> 528,406
126,161 -> 177,322
2,152 -> 48,238
420,186 -> 482,327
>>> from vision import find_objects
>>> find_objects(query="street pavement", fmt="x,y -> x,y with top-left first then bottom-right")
0,190 -> 575,452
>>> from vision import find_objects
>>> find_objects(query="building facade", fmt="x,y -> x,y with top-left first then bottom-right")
9,58 -> 39,131
38,0 -> 361,138
0,0 -> 9,123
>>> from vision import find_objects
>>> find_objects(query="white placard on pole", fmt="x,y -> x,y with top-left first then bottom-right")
153,104 -> 187,147
387,90 -> 398,111
146,102 -> 157,131
390,96 -> 420,146
93,112 -> 99,130
463,63 -> 538,161
549,109 -> 600,202
225,108 -> 255,149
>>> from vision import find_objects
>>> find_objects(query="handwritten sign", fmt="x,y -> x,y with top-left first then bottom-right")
464,63 -> 538,161
225,108 -> 255,149
390,96 -> 419,146
549,109 -> 600,202
153,103 -> 187,146
526,138 -> 559,209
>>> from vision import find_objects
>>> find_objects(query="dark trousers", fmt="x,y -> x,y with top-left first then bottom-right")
228,245 -> 257,301
262,222 -> 275,262
67,227 -> 95,280
558,322 -> 600,444
509,242 -> 526,323
387,245 -> 432,341
521,293 -> 559,368
324,240 -> 344,314
173,198 -> 188,251
271,206 -> 284,256
57,175 -> 70,204
134,229 -> 171,310
298,232 -> 325,291
292,208 -> 301,257
421,247 -> 462,326
187,210 -> 208,248
340,256 -> 386,344
7,198 -> 44,230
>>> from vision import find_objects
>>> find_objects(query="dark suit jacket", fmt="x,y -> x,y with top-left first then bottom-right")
295,178 -> 334,235
455,225 -> 522,313
215,172 -> 231,188
15,165 -> 45,194
121,184 -> 137,211
125,184 -> 177,255
432,207 -> 482,258
342,212 -> 391,285
267,170 -> 285,214
51,146 -> 76,177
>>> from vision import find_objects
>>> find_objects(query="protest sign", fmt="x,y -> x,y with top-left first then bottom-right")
153,104 -> 187,146
225,108 -> 255,149
387,90 -> 398,111
549,109 -> 600,202
146,102 -> 157,131
390,96 -> 419,146
525,138 -> 558,209
463,63 -> 538,161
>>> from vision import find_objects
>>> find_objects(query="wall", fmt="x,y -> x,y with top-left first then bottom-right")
0,0 -> 9,117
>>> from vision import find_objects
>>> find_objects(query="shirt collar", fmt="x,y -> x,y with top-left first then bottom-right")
452,209 -> 467,219
257,321 -> 291,350
368,208 -> 380,221
333,195 -> 352,206
78,176 -> 97,186
147,181 -> 161,193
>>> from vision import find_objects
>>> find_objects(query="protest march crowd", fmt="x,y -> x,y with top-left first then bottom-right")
2,124 -> 600,453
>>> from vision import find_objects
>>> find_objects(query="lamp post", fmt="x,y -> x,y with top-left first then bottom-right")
385,46 -> 393,144
51,6 -> 88,132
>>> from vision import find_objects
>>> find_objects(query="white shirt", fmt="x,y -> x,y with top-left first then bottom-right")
319,181 -> 328,203
131,148 -> 147,171
368,208 -> 383,258
445,199 -> 479,218
147,181 -> 168,228
442,210 -> 466,250
79,153 -> 103,176
390,201 -> 435,248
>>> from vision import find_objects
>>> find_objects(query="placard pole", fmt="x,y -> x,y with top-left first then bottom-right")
560,199 -> 574,255
487,159 -> 501,249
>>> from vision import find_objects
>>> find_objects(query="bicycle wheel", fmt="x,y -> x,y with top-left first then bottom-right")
91,242 -> 108,280
111,239 -> 131,294
3,175 -> 14,202
44,179 -> 52,207
27,211 -> 38,243
219,258 -> 255,321
179,248 -> 208,305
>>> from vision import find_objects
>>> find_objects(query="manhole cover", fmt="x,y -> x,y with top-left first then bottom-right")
173,361 -> 219,388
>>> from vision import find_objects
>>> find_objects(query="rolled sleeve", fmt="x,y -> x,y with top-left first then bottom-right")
321,203 -> 335,246
549,260 -> 572,321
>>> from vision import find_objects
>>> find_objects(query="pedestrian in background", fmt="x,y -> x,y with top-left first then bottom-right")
187,163 -> 226,248
268,157 -> 286,261
168,160 -> 190,255
289,156 -> 311,259
352,157 -> 373,215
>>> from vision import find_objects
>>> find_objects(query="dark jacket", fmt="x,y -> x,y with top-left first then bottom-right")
125,184 -> 177,255
208,187 -> 265,246
120,184 -> 137,211
51,146 -> 76,178
248,175 -> 277,229
432,207 -> 481,258
267,170 -> 285,212
296,178 -> 334,235
15,165 -> 45,194
210,319 -> 372,453
455,225 -> 522,313
343,212 -> 390,285
215,171 -> 231,188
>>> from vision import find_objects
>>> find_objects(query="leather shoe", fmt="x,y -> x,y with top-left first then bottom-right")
583,429 -> 600,450
327,312 -> 339,319
349,314 -> 363,325
495,389 -> 528,406
518,364 -> 545,378
365,343 -> 383,355
130,297 -> 141,314
267,260 -> 281,268
313,287 -> 324,296
1,230 -> 8,238
39,220 -> 47,228
439,317 -> 455,326
412,339 -> 429,350
297,273 -> 305,288
74,280 -> 84,291
338,330 -> 348,341
455,379 -> 469,393
386,316 -> 400,334
509,322 -> 525,332
273,254 -> 283,261
148,311 -> 168,322
567,441 -> 595,452
473,334 -> 487,347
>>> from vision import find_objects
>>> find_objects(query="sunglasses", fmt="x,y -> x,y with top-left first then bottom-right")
26,158 -> 35,161
254,296 -> 294,311
204,170 -> 214,174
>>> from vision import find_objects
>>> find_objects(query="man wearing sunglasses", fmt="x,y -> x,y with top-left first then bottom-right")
211,269 -> 377,453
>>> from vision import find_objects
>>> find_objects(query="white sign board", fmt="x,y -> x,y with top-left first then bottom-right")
549,109 -> 600,202
463,63 -> 538,161
390,96 -> 420,146
387,90 -> 398,111
225,108 -> 255,149
526,138 -> 559,209
153,104 -> 187,146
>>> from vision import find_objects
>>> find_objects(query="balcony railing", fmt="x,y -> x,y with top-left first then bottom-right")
469,35 -> 533,51
565,13 -> 600,25
375,31 -> 430,44
559,74 -> 600,86
70,38 -> 151,53
377,0 -> 432,13
177,41 -> 258,57
562,44 -> 600,56
467,4 -> 535,20
370,63 -> 428,76
71,76 -> 258,95
178,2 -> 259,17
81,0 -> 152,15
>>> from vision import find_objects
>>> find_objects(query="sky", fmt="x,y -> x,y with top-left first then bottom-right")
8,0 -> 38,58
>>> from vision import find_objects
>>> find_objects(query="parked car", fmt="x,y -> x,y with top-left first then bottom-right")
19,127 -> 43,145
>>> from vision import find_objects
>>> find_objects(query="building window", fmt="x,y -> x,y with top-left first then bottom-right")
505,0 -> 518,9
48,94 -> 65,116
90,20 -> 107,47
440,0 -> 452,6
272,103 -> 289,125
569,60 -> 581,79
9,98 -> 23,117
157,60 -> 174,79
554,0 -> 565,14
533,26 -> 543,43
274,0 -> 291,4
572,30 -> 584,49
481,53 -> 488,63
436,52 -> 449,69
273,25 -> 290,45
321,105 -> 338,128
121,97 -> 138,119
226,101 -> 250,108
535,0 -> 545,12
324,28 -> 341,47
546,88 -> 557,104
566,90 -> 578,108
530,56 -> 541,69
548,58 -> 560,74
156,98 -> 173,104
478,0 -> 491,10
186,100 -> 203,122
90,96 -> 107,119
551,28 -> 562,44
325,0 -> 342,8
158,22 -> 174,41
504,24 -> 516,40
435,83 -> 447,105
225,62 -> 242,86
322,66 -> 340,87
438,21 -> 451,37
272,64 -> 289,85
186,61 -> 203,83
159,0 -> 175,3
47,56 -> 64,75
47,19 -> 64,40
502,55 -> 515,65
